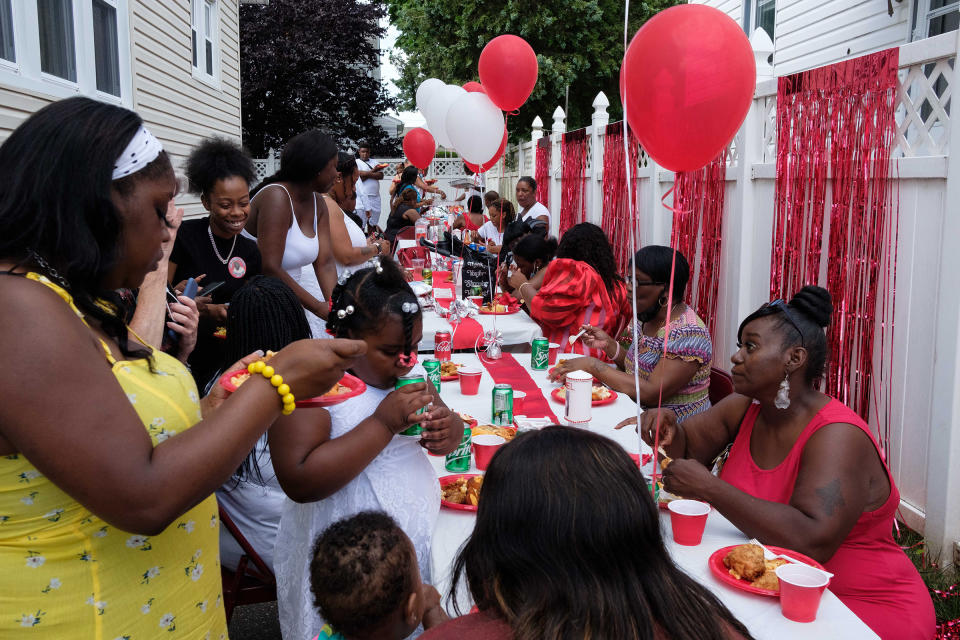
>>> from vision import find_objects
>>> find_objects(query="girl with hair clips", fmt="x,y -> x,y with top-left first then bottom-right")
324,152 -> 391,279
509,223 -> 631,359
0,97 -> 364,638
246,130 -> 339,338
270,259 -> 465,640
549,245 -> 713,417
214,275 -> 313,574
630,286 -> 934,640
169,136 -> 262,387
473,199 -> 516,254
422,426 -> 754,640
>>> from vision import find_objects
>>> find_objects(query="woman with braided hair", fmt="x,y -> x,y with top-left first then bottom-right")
270,258 -> 464,639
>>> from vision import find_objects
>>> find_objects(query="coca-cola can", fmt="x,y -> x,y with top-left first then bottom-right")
434,331 -> 452,362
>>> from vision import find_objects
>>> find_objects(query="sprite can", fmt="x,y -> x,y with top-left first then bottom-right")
444,425 -> 472,472
469,285 -> 484,297
395,373 -> 426,436
492,384 -> 514,426
423,358 -> 441,392
531,337 -> 550,370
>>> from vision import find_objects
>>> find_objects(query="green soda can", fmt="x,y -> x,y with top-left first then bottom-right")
444,426 -> 472,472
492,384 -> 514,426
531,337 -> 550,370
421,267 -> 433,284
395,373 -> 426,436
470,285 -> 484,297
423,358 -> 441,392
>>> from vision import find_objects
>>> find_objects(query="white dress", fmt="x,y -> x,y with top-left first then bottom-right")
274,368 -> 440,640
335,209 -> 377,280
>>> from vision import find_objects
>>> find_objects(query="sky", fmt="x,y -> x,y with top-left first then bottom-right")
380,22 -> 425,128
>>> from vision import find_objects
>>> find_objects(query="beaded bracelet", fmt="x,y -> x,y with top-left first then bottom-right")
247,360 -> 296,415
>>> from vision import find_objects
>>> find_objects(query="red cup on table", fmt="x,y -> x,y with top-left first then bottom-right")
667,499 -> 711,545
458,366 -> 482,395
548,343 -> 560,365
510,390 -> 526,414
775,563 -> 831,622
468,295 -> 484,307
472,434 -> 506,470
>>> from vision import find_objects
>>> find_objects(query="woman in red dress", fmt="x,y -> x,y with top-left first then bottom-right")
635,286 -> 934,640
508,223 -> 630,359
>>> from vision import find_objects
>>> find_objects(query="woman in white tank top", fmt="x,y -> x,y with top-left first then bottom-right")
245,131 -> 339,337
325,152 -> 391,280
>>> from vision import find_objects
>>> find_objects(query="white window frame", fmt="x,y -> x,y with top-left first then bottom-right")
191,0 -> 220,88
743,0 -> 775,40
911,0 -> 959,41
0,0 -> 131,106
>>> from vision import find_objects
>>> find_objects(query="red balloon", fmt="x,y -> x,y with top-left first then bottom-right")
478,35 -> 538,112
462,81 -> 486,94
620,5 -> 755,172
464,128 -> 508,173
402,127 -> 436,170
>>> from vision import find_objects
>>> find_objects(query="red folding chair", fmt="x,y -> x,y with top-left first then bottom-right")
218,504 -> 276,623
708,366 -> 735,405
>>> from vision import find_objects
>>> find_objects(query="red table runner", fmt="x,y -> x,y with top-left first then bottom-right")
476,353 -> 558,422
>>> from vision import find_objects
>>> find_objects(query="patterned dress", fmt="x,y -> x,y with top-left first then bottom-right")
624,306 -> 713,421
0,274 -> 227,639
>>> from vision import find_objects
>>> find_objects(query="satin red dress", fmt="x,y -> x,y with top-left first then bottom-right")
719,399 -> 934,640
528,259 -> 631,360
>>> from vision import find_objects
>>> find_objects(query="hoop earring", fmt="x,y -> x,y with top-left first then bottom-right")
774,372 -> 791,410
658,295 -> 668,307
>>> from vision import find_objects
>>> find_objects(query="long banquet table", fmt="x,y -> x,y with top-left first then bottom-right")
426,353 -> 879,640
418,307 -> 543,352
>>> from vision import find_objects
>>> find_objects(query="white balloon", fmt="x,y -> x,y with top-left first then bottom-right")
416,78 -> 445,113
421,84 -> 466,149
446,92 -> 506,164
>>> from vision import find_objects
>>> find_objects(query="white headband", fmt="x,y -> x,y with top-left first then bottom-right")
112,126 -> 164,180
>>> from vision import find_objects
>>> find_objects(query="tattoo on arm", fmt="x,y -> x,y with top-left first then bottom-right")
815,479 -> 846,516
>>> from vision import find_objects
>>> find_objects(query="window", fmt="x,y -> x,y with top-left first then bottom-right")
191,0 -> 218,83
38,0 -> 76,81
0,0 -> 15,63
0,1 -> 131,103
743,0 -> 775,41
912,0 -> 959,40
92,0 -> 119,96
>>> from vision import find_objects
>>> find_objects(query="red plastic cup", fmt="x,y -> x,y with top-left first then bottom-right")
512,390 -> 526,414
667,500 -> 711,545
458,366 -> 482,395
548,343 -> 560,365
472,433 -> 506,470
775,563 -> 831,622
468,295 -> 484,307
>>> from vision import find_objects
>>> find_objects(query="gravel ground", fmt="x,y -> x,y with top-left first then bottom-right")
228,601 -> 282,640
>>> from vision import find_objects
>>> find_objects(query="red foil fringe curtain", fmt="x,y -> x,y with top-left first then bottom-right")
601,122 -> 641,273
672,149 -> 728,338
770,49 -> 900,428
559,129 -> 589,236
535,136 -> 550,210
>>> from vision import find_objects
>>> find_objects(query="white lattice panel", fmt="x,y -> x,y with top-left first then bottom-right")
762,94 -> 778,164
894,57 -> 954,158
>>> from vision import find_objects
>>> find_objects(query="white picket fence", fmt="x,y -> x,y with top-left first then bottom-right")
484,30 -> 960,559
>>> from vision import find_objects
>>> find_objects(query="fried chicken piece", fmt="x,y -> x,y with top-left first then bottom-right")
723,544 -> 765,581
750,571 -> 780,591
465,476 -> 483,506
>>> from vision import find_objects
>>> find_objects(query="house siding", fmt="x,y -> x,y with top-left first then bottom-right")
693,0 -> 915,76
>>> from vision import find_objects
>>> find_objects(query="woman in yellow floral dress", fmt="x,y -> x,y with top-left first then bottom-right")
0,97 -> 366,638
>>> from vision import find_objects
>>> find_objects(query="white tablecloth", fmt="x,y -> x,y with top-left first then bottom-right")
427,354 -> 878,640
418,309 -> 543,351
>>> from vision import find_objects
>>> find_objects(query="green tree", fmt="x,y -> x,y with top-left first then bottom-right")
240,0 -> 399,156
385,0 -> 683,138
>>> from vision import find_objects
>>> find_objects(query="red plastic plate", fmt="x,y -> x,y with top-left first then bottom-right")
218,370 -> 366,408
439,474 -> 482,512
478,307 -> 520,315
708,545 -> 826,597
550,387 -> 618,406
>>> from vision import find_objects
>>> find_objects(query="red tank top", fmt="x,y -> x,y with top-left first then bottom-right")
719,399 -> 934,640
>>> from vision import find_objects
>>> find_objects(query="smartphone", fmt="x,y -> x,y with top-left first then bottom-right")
167,277 -> 198,345
198,281 -> 225,297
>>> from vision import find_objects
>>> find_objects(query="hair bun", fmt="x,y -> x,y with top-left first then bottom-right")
789,285 -> 832,328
